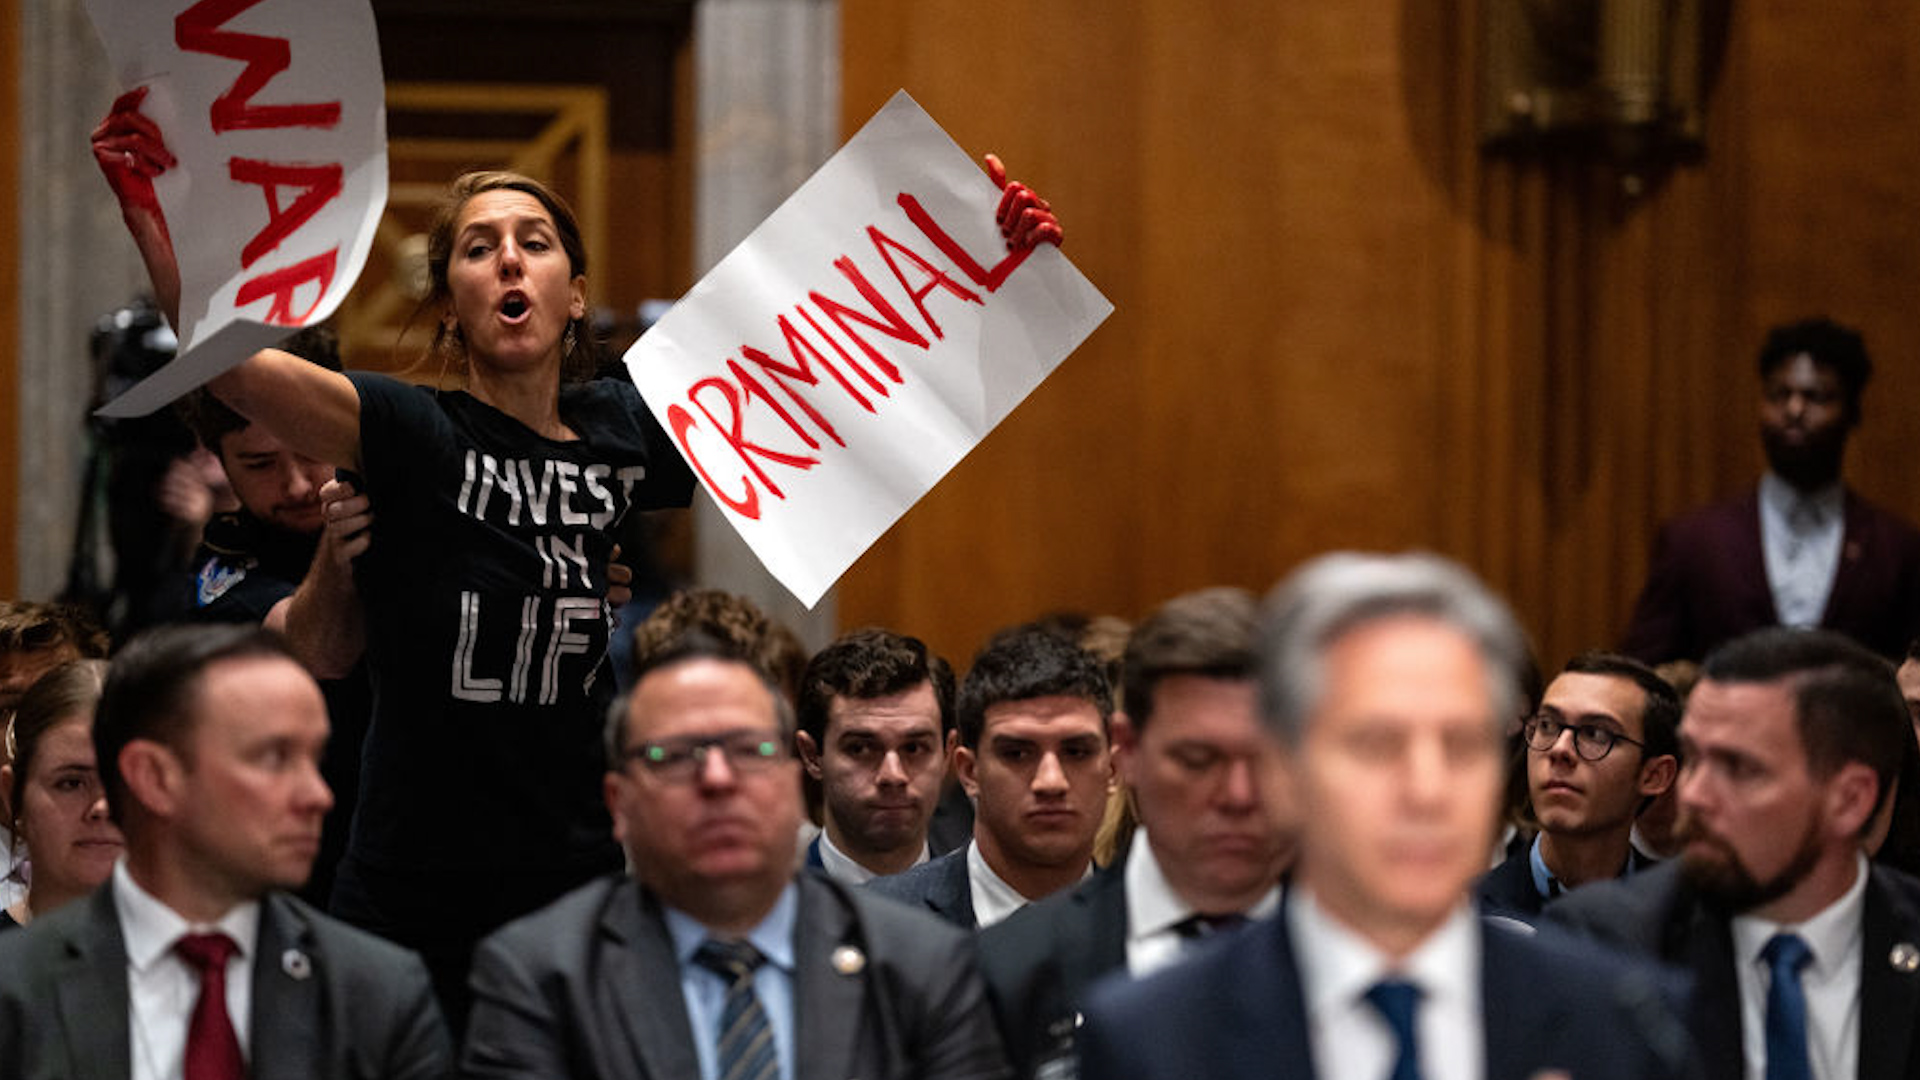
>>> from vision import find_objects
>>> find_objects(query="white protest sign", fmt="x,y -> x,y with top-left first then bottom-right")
626,91 -> 1114,608
87,0 -> 387,418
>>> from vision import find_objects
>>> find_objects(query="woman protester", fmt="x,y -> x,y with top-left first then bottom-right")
92,89 -> 1061,1020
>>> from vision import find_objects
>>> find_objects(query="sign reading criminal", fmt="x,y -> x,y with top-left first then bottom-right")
626,92 -> 1114,608
87,0 -> 387,418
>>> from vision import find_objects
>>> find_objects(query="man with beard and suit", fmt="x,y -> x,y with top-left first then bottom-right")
460,631 -> 1009,1080
1621,318 -> 1920,665
0,623 -> 451,1079
1553,626 -> 1920,1080
976,587 -> 1297,1080
1078,552 -> 1693,1080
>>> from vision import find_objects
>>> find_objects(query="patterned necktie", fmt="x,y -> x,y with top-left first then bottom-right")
1173,912 -> 1247,940
174,932 -> 244,1080
1364,978 -> 1423,1080
694,939 -> 779,1080
1762,932 -> 1814,1080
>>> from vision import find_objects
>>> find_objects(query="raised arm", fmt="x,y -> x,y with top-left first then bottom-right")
267,478 -> 370,679
93,88 -> 363,472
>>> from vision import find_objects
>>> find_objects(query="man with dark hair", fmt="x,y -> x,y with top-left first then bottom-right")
0,623 -> 451,1079
869,625 -> 1114,929
1079,552 -> 1692,1080
795,627 -> 958,882
1622,317 -> 1920,664
977,587 -> 1296,1079
1477,650 -> 1679,923
1555,626 -> 1920,1080
461,631 -> 1009,1080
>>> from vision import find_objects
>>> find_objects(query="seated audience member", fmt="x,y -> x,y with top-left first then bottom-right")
795,628 -> 958,882
1635,659 -> 1701,859
461,631 -> 1008,1079
977,587 -> 1296,1079
0,624 -> 450,1078
0,602 -> 109,910
1,660 -> 117,930
1078,553 -> 1693,1080
868,625 -> 1114,929
631,587 -> 810,706
1621,318 -> 1920,664
1476,651 -> 1679,923
1554,626 -> 1920,1080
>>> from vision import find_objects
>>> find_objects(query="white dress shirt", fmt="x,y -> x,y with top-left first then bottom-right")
1289,886 -> 1485,1080
1759,472 -> 1845,628
816,829 -> 927,886
1730,852 -> 1867,1080
966,842 -> 1092,929
1124,829 -> 1280,976
112,861 -> 261,1080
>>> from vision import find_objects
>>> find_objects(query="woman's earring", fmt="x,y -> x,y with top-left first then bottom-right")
563,322 -> 577,358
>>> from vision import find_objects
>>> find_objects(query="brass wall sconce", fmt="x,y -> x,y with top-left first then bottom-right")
1481,0 -> 1726,197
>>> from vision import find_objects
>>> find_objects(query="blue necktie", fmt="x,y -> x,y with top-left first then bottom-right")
694,939 -> 779,1080
1762,932 -> 1814,1080
1365,979 -> 1423,1080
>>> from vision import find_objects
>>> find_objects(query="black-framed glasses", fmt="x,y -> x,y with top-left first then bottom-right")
622,730 -> 788,783
1522,714 -> 1644,762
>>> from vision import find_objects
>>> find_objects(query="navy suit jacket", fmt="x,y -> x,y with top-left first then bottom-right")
0,882 -> 451,1080
1620,486 -> 1920,663
975,865 -> 1129,1079
1551,860 -> 1920,1080
866,846 -> 977,929
461,872 -> 1010,1080
1078,900 -> 1694,1080
1473,844 -> 1658,926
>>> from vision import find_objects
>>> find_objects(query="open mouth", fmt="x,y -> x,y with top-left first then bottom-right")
501,293 -> 529,320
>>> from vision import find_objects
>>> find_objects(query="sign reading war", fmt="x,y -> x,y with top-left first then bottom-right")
626,92 -> 1114,608
86,0 -> 387,418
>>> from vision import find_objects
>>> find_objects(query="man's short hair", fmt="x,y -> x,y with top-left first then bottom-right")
797,628 -> 955,745
630,588 -> 808,704
1258,552 -> 1531,747
93,623 -> 297,825
0,601 -> 109,662
1120,587 -> 1258,731
1560,650 -> 1682,761
1756,317 -> 1871,422
605,628 -> 797,765
956,625 -> 1114,750
179,322 -> 341,453
1700,627 -> 1907,816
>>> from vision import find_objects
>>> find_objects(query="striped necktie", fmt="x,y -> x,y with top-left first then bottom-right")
694,939 -> 779,1080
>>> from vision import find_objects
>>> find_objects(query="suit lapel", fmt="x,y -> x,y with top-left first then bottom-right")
1858,868 -> 1920,1080
792,877 -> 864,1080
52,887 -> 134,1080
1257,911 -> 1317,1076
250,894 -> 321,1080
1823,490 -> 1871,629
602,884 -> 702,1080
1680,902 -> 1744,1080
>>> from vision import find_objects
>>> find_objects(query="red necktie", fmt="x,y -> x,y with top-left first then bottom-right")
174,932 -> 244,1080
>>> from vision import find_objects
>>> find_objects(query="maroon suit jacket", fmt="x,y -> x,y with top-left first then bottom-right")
1620,485 -> 1920,664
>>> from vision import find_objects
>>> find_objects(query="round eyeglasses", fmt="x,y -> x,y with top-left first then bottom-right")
1522,713 -> 1644,762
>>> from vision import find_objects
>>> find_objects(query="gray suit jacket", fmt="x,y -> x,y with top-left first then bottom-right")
460,872 -> 1011,1080
0,882 -> 452,1080
974,865 -> 1127,1079
865,846 -> 976,929
1551,859 -> 1920,1080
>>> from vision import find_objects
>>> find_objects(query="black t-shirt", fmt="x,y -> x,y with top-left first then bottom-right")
346,373 -> 694,873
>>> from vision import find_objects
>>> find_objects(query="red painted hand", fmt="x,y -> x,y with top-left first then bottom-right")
91,87 -> 177,215
984,153 -> 1063,251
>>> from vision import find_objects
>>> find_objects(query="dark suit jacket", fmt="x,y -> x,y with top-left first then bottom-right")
1620,486 -> 1920,663
866,846 -> 977,929
460,871 -> 1011,1080
1473,843 -> 1658,925
975,865 -> 1128,1079
1551,859 -> 1920,1080
1077,901 -> 1693,1080
0,882 -> 452,1080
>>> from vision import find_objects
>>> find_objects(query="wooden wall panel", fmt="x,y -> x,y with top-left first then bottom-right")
837,0 -> 1920,672
0,0 -> 16,594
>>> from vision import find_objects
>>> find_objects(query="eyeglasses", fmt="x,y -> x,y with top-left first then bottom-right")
622,731 -> 788,782
1523,714 -> 1644,762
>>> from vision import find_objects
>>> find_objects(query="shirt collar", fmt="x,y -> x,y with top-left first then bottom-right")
1126,828 -> 1281,941
663,880 -> 799,975
1761,472 -> 1844,526
112,860 -> 261,974
1730,851 -> 1869,980
1289,884 -> 1480,1021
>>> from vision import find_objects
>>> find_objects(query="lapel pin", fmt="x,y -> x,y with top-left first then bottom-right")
282,948 -> 312,980
1890,943 -> 1919,973
831,945 -> 866,975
